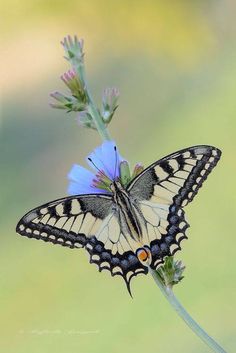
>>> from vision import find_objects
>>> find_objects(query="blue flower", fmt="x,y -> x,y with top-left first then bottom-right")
68,141 -> 125,195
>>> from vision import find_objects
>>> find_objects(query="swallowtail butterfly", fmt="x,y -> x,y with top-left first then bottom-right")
16,145 -> 221,293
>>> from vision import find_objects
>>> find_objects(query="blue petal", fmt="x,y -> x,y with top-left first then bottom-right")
87,141 -> 124,180
67,164 -> 108,195
68,181 -> 93,195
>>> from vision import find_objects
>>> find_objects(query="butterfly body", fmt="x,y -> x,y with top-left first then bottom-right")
111,181 -> 143,241
16,145 -> 221,293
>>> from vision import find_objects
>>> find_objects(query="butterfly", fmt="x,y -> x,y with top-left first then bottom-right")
16,145 -> 221,294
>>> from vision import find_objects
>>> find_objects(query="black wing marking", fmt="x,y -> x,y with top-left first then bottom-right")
16,194 -> 147,293
128,145 -> 221,269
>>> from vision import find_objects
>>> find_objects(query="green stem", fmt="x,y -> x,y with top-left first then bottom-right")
149,268 -> 227,353
87,104 -> 111,141
73,60 -> 111,141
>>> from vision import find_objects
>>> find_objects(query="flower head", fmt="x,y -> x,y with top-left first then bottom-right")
68,141 -> 128,195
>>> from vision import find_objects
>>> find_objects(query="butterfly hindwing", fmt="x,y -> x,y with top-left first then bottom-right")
85,233 -> 147,294
139,201 -> 189,268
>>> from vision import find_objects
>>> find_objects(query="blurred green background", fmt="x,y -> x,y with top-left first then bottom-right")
1,1 -> 235,352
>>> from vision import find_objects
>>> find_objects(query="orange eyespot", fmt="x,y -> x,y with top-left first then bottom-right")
137,249 -> 148,262
136,247 -> 152,266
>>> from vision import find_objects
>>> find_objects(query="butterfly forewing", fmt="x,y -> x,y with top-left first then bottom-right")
128,145 -> 221,207
16,195 -> 113,248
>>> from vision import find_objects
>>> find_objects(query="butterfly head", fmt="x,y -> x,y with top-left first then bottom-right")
110,180 -> 123,192
89,162 -> 125,194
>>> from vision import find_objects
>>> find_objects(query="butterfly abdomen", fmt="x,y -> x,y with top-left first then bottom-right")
113,186 -> 143,241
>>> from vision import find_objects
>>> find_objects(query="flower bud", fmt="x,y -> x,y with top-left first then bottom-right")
101,87 -> 119,123
77,110 -> 96,129
131,163 -> 144,179
50,91 -> 85,112
61,35 -> 84,63
119,161 -> 131,186
61,69 -> 87,102
156,256 -> 185,288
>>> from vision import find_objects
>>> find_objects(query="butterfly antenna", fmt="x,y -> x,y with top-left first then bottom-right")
113,146 -> 119,181
87,157 -> 112,182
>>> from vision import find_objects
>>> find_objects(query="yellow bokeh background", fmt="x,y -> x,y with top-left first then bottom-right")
1,1 -> 235,352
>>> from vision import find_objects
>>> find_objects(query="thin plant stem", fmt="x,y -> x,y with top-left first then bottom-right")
73,57 -> 111,141
149,267 -> 227,353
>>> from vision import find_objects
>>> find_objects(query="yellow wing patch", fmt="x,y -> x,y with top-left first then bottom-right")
95,213 -> 140,255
